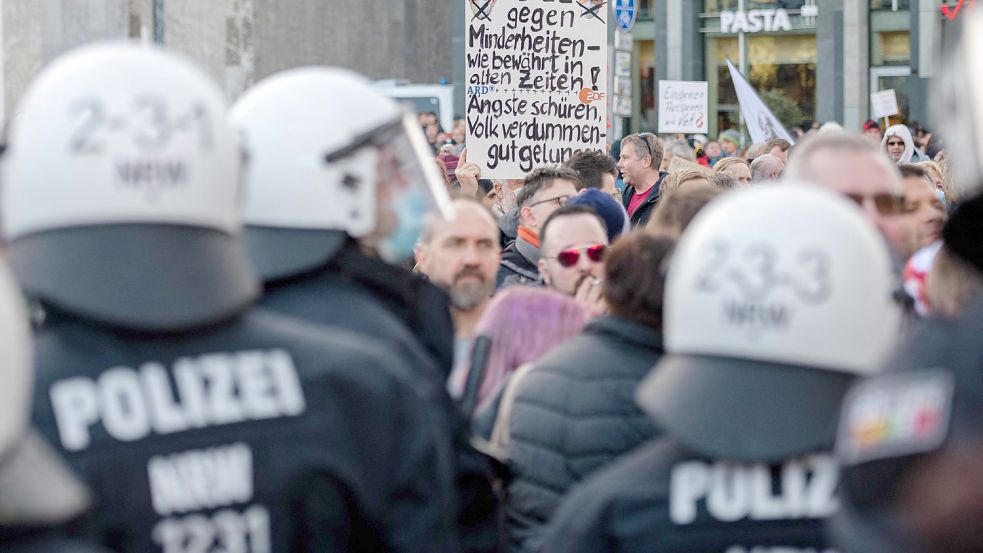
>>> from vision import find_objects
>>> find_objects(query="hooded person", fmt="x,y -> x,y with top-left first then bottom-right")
231,67 -> 499,552
882,124 -> 924,165
0,260 -> 109,553
830,11 -> 983,552
539,185 -> 901,552
3,43 -> 457,553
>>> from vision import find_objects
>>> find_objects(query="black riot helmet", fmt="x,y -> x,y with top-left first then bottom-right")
1,42 -> 258,331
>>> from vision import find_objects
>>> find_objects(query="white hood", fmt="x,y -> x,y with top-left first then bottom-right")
881,124 -> 916,165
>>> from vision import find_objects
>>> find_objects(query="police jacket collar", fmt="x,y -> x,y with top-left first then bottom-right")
586,315 -> 663,352
332,241 -> 456,373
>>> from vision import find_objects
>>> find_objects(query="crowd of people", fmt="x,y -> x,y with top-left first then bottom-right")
0,20 -> 982,553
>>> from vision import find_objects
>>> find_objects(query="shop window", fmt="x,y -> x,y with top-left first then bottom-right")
872,31 -> 910,66
710,34 -> 816,132
871,0 -> 910,11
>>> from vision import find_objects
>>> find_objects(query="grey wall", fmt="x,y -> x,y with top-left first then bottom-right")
1,0 -> 455,114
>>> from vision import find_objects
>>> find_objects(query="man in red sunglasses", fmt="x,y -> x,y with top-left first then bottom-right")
538,205 -> 610,316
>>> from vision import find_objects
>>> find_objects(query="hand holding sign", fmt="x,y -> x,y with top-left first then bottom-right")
454,148 -> 482,200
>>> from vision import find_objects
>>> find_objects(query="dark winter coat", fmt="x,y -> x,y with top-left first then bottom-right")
30,306 -> 458,553
622,171 -> 669,228
496,236 -> 540,289
504,316 -> 665,552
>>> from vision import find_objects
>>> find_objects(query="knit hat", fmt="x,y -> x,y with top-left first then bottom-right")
863,119 -> 881,132
718,129 -> 740,148
566,189 -> 630,243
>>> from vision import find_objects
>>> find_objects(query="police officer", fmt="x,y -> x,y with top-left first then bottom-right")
830,11 -> 983,552
0,261 -> 109,553
231,67 -> 498,553
831,317 -> 983,553
232,68 -> 456,376
539,185 -> 901,552
3,43 -> 456,552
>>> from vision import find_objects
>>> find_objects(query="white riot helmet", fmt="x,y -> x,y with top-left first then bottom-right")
231,67 -> 453,281
934,8 -> 983,199
1,42 -> 257,330
637,184 -> 901,462
0,262 -> 90,524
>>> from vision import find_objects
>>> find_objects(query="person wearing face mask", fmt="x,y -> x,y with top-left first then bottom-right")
232,68 -> 505,552
9,46 -> 458,553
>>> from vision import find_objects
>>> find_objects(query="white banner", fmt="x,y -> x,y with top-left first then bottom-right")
465,0 -> 608,178
658,80 -> 709,134
726,60 -> 795,145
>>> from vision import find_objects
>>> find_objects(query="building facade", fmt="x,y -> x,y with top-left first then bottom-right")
1,0 -> 455,117
625,0 -> 956,138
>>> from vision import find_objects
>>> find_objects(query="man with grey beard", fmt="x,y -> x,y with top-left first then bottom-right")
417,198 -> 502,394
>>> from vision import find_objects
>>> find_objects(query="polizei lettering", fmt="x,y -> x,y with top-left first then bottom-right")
50,349 -> 306,452
669,455 -> 839,525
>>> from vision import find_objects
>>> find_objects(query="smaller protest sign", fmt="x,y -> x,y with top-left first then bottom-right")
871,89 -> 900,119
658,80 -> 709,134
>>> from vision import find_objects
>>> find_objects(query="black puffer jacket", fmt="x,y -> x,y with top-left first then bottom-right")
504,316 -> 664,552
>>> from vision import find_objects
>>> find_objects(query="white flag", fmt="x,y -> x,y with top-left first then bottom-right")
726,60 -> 795,145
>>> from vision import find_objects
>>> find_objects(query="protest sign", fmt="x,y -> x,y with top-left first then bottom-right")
658,80 -> 708,134
465,0 -> 608,178
870,89 -> 899,119
668,156 -> 712,176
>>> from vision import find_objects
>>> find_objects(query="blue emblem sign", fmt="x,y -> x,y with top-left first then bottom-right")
615,0 -> 637,32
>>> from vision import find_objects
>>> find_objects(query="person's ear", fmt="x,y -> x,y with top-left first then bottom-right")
538,258 -> 550,285
520,205 -> 535,227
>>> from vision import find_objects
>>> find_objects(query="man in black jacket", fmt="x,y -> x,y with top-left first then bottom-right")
540,186 -> 902,553
618,133 -> 669,227
505,233 -> 674,552
6,45 -> 456,553
496,167 -> 580,289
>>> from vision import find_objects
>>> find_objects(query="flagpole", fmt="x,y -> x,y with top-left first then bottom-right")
737,0 -> 747,149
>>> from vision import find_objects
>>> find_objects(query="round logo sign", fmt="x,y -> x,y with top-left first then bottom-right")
615,0 -> 637,32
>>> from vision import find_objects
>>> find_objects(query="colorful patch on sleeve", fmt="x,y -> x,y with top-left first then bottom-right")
836,368 -> 953,465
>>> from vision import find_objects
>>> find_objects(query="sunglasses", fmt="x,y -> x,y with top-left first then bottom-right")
636,132 -> 657,159
886,140 -> 905,147
528,194 -> 571,209
844,193 -> 908,215
552,244 -> 607,268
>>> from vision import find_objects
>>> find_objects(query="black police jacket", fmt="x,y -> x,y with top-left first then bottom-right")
30,307 -> 458,553
540,438 -> 837,553
0,525 -> 113,553
261,260 -> 501,553
0,538 -> 110,553
621,171 -> 668,228
332,242 -> 456,378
